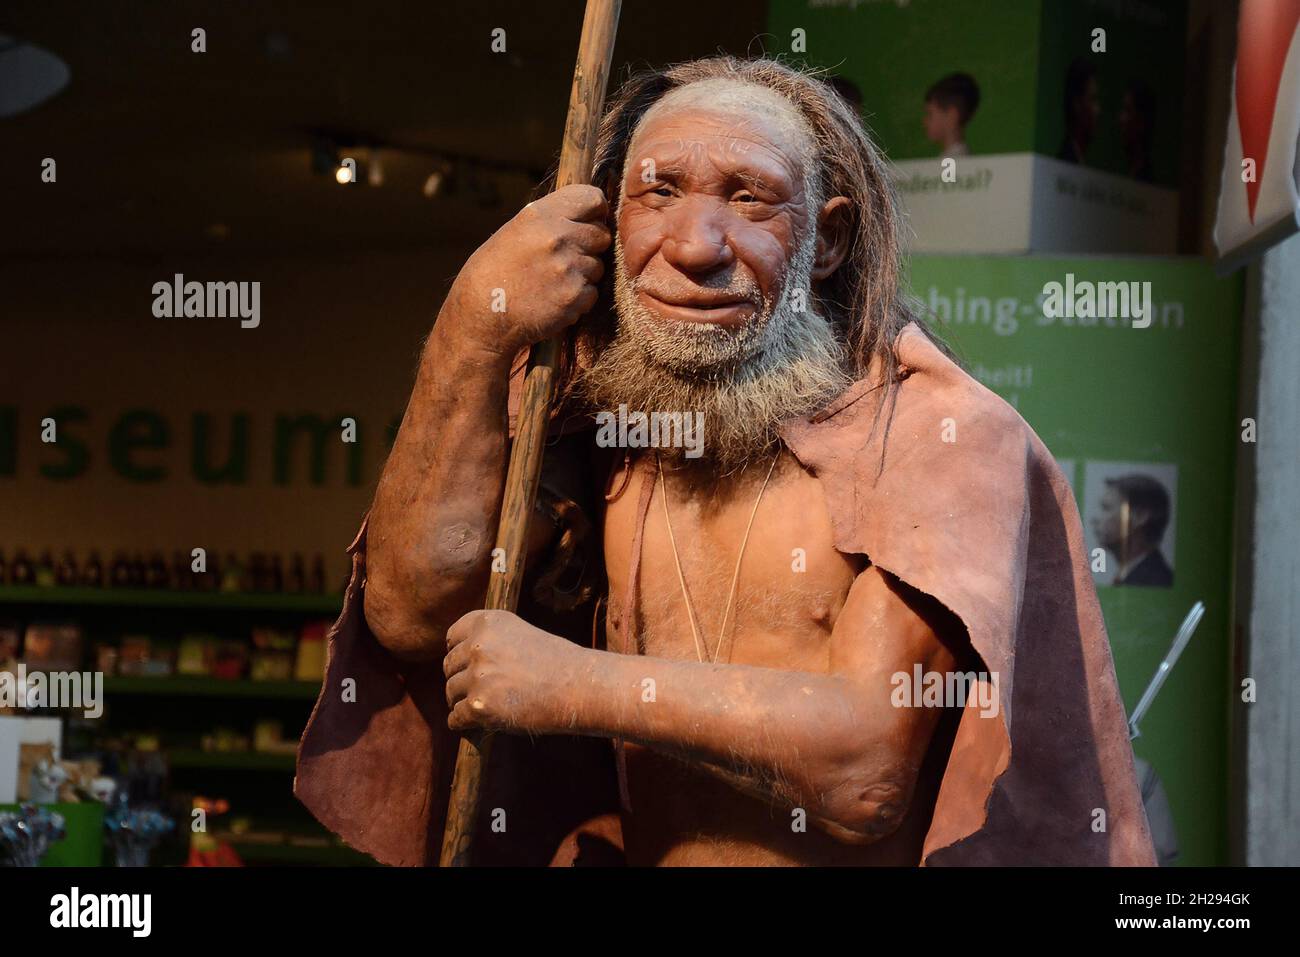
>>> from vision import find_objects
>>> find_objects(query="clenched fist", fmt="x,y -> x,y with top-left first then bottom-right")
441,184 -> 611,359
443,609 -> 584,735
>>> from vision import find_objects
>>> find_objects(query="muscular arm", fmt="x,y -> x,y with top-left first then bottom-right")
447,566 -> 972,843
363,317 -> 513,661
362,187 -> 610,661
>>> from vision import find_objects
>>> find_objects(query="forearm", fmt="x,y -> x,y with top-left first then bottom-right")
555,648 -> 912,840
365,308 -> 513,656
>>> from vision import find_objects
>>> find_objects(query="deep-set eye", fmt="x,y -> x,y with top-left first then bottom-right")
651,187 -> 673,197
732,191 -> 759,203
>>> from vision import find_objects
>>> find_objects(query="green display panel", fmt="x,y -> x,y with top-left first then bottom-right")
767,0 -> 1185,186
1034,0 -> 1186,187
907,254 -> 1242,866
768,0 -> 1042,158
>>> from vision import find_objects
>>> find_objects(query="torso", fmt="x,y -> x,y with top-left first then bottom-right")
600,448 -> 950,866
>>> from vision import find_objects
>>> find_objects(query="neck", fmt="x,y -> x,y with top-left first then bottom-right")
650,445 -> 788,504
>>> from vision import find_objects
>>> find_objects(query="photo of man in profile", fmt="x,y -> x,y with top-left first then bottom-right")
1091,473 -> 1175,588
922,71 -> 980,159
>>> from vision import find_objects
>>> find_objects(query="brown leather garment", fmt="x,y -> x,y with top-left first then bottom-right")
294,322 -> 1156,866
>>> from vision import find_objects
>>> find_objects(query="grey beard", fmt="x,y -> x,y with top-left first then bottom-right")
574,233 -> 851,474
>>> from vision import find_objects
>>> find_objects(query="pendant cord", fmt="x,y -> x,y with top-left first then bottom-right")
656,451 -> 780,664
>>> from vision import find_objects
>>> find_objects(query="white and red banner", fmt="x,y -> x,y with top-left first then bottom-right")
1215,0 -> 1300,269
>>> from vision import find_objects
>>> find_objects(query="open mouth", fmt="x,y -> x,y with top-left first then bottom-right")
638,290 -> 757,327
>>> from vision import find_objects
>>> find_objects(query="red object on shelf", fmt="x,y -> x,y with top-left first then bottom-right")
186,841 -> 244,867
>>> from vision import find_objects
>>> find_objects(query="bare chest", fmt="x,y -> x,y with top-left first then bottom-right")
601,457 -> 864,670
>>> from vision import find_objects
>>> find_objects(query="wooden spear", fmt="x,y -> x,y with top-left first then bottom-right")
438,0 -> 622,868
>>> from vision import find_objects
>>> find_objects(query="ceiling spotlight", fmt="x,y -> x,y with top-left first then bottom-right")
335,160 -> 356,185
422,170 -> 444,199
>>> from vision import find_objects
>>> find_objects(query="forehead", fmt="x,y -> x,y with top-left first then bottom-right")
625,79 -> 815,182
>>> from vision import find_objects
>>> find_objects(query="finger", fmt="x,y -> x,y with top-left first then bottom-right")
570,254 -> 605,284
448,699 -> 486,733
565,284 -> 599,320
558,221 -> 612,255
445,670 -> 470,709
443,639 -> 471,679
549,184 -> 608,223
448,701 -> 474,732
445,609 -> 484,650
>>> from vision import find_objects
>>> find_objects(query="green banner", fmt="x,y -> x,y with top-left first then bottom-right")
907,254 -> 1242,866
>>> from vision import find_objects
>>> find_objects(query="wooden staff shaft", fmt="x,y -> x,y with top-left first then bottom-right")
438,0 -> 621,868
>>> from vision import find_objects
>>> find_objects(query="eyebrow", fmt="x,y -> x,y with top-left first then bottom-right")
629,159 -> 788,195
731,170 -> 778,193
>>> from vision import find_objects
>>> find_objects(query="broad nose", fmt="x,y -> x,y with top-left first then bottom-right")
659,199 -> 734,275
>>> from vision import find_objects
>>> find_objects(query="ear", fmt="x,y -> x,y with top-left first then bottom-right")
811,196 -> 853,282
1128,506 -> 1154,537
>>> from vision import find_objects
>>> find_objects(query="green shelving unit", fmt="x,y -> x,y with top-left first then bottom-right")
2,583 -> 344,865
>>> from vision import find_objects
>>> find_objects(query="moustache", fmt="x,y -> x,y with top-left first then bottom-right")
628,270 -> 765,311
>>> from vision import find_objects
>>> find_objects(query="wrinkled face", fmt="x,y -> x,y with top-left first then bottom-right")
620,106 -> 812,319
577,79 -> 855,472
615,102 -> 817,372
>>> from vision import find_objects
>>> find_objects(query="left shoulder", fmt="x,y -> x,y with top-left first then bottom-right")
890,326 -> 1073,508
891,323 -> 1036,452
782,322 -> 1045,473
778,322 -> 1068,556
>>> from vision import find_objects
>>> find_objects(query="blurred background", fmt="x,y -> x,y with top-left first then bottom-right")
1,0 -> 1294,867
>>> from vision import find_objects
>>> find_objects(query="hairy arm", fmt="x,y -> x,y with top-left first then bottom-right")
446,566 -> 968,843
363,321 -> 513,661
363,186 -> 610,661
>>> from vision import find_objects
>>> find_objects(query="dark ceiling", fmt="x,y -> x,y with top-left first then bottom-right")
3,0 -> 772,258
